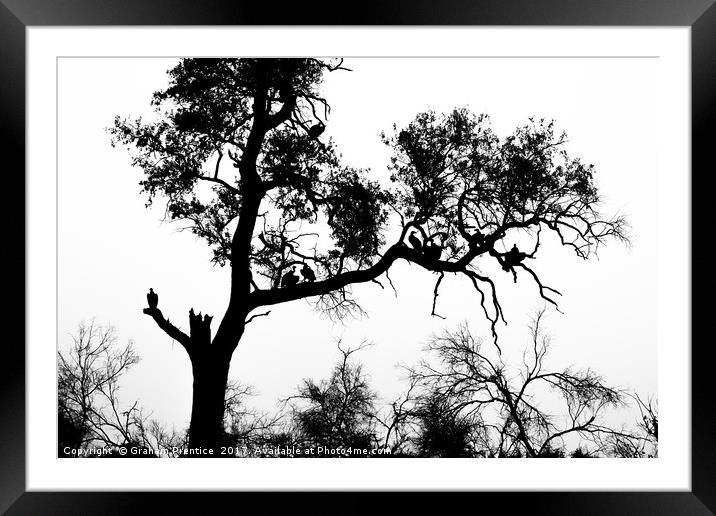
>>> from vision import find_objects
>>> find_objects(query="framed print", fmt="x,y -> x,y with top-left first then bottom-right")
4,0 -> 715,513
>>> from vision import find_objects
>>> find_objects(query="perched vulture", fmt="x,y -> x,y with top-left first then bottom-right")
307,122 -> 325,139
425,241 -> 443,261
301,264 -> 316,282
147,288 -> 158,309
502,244 -> 527,271
408,231 -> 422,251
281,267 -> 300,288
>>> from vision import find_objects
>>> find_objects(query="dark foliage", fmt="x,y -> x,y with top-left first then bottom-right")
286,342 -> 378,455
411,394 -> 476,457
109,58 -> 628,449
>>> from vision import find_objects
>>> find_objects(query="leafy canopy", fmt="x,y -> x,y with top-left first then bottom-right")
111,58 -> 626,330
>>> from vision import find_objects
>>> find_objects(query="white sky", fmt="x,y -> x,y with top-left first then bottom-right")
58,57 -> 658,430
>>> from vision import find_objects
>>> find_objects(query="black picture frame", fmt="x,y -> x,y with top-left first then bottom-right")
3,1 -> 714,513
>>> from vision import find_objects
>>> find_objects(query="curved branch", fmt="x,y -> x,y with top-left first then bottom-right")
516,263 -> 563,313
245,310 -> 271,325
431,273 -> 446,320
142,307 -> 192,353
198,175 -> 240,196
249,244 -> 405,309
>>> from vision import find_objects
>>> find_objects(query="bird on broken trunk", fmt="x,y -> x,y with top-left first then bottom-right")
147,288 -> 158,309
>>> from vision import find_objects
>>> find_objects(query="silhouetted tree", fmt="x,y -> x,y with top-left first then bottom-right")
110,58 -> 628,451
632,393 -> 658,449
58,398 -> 86,457
285,341 -> 378,455
595,393 -> 658,458
570,446 -> 594,458
58,321 -> 150,456
372,375 -> 420,456
59,320 -> 278,458
411,394 -> 477,457
220,380 -> 283,455
405,310 -> 639,458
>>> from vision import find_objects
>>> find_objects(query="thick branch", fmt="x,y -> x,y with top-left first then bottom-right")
142,307 -> 192,353
249,244 -> 405,308
249,242 -> 488,310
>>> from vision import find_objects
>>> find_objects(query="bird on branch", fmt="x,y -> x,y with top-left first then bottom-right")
408,230 -> 423,251
281,266 -> 300,288
301,263 -> 316,282
502,244 -> 528,270
307,122 -> 326,139
498,244 -> 530,283
147,288 -> 158,309
424,236 -> 444,261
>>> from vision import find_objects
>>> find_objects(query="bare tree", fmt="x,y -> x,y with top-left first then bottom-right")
59,320 -> 272,458
221,380 -> 283,456
285,341 -> 378,455
634,393 -> 658,452
410,393 -> 483,457
593,393 -> 658,458
57,321 -> 190,458
58,321 -> 147,455
127,418 -> 188,458
404,310 -> 645,457
373,375 -> 420,456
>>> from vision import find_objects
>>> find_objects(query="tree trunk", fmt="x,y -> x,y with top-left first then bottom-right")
187,352 -> 231,455
184,308 -> 239,456
144,294 -> 247,456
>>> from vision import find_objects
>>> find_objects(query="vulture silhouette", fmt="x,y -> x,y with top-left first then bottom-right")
425,240 -> 443,261
408,231 -> 422,251
147,288 -> 158,309
301,264 -> 316,282
281,267 -> 300,288
307,122 -> 325,139
502,244 -> 527,271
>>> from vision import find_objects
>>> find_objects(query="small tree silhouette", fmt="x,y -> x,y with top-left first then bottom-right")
57,321 -> 180,457
411,394 -> 477,458
58,321 -> 140,454
285,341 -> 378,455
404,310 -> 643,458
596,393 -> 658,458
110,58 -> 628,451
220,380 -> 282,455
